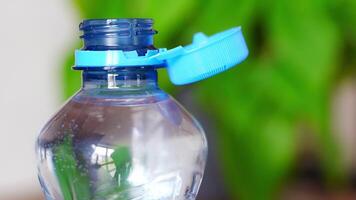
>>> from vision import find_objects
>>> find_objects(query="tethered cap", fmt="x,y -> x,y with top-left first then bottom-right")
75,19 -> 249,85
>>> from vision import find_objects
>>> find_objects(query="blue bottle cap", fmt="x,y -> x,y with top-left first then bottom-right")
75,26 -> 249,85
155,27 -> 248,85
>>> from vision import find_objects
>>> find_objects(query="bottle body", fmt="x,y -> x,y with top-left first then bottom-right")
36,69 -> 207,200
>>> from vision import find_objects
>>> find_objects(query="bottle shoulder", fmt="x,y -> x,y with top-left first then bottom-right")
38,90 -> 205,145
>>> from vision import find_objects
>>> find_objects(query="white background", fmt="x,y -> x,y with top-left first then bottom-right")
0,0 -> 77,195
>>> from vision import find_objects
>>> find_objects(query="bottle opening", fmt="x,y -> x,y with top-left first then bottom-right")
80,18 -> 158,52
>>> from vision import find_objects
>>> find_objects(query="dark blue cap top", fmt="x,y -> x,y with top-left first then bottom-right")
80,18 -> 157,53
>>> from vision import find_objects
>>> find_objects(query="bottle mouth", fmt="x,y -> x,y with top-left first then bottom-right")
80,18 -> 158,52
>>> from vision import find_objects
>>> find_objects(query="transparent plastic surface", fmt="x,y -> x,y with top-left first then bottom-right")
36,84 -> 207,200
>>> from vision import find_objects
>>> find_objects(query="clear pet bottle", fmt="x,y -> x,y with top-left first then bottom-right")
36,19 -> 207,200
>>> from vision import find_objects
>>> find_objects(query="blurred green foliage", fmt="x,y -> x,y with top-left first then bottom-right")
62,0 -> 356,199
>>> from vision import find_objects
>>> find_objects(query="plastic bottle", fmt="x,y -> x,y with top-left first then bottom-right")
37,19 -> 207,200
36,18 -> 248,200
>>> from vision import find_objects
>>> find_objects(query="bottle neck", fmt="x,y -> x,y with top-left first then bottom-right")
80,18 -> 157,53
82,67 -> 158,91
78,19 -> 160,94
